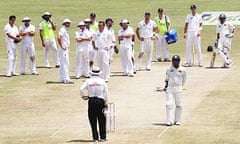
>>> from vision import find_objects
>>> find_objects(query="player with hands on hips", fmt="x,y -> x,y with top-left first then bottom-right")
80,66 -> 109,142
210,13 -> 236,68
164,55 -> 186,126
136,12 -> 158,71
4,15 -> 22,77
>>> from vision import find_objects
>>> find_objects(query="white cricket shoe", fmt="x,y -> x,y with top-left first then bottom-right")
166,121 -> 173,126
175,121 -> 181,126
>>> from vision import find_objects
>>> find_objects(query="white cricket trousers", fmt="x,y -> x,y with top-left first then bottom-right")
120,46 -> 134,75
186,32 -> 202,65
137,38 -> 153,69
59,48 -> 70,82
216,38 -> 232,64
20,42 -> 37,74
156,35 -> 169,59
76,47 -> 90,77
6,42 -> 17,76
166,90 -> 183,123
43,39 -> 59,66
97,49 -> 110,81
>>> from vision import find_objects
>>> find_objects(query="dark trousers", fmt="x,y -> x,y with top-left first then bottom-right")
88,97 -> 106,140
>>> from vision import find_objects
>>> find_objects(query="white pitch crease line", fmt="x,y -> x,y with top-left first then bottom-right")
157,127 -> 170,138
50,126 -> 65,137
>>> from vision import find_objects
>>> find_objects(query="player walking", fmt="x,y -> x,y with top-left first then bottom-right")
57,19 -> 73,83
155,8 -> 171,62
80,66 -> 108,142
39,12 -> 60,68
92,21 -> 114,82
19,17 -> 38,75
164,55 -> 186,126
210,14 -> 236,68
118,19 -> 135,77
183,5 -> 203,67
4,15 -> 22,77
75,22 -> 92,79
136,12 -> 157,71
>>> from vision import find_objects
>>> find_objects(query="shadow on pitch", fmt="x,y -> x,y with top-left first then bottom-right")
67,139 -> 94,143
46,81 -> 74,84
152,122 -> 168,126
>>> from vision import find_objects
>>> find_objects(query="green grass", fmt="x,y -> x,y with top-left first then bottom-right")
0,0 -> 240,143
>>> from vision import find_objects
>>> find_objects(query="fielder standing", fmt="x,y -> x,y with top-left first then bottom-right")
75,21 -> 92,79
39,12 -> 60,68
164,55 -> 186,126
19,17 -> 38,75
90,13 -> 98,32
80,66 -> 108,142
210,14 -> 236,68
184,4 -> 203,67
118,19 -> 135,77
136,12 -> 158,71
155,8 -> 171,62
57,19 -> 73,83
92,21 -> 114,82
4,15 -> 22,77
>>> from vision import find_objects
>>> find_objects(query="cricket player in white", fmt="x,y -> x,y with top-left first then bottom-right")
118,19 -> 135,77
57,19 -> 73,83
92,21 -> 114,82
136,12 -> 157,71
75,22 -> 92,78
4,15 -> 22,77
214,14 -> 236,68
84,19 -> 96,70
155,8 -> 171,62
164,55 -> 186,126
39,12 -> 60,68
19,17 -> 38,75
105,18 -> 116,77
184,4 -> 203,67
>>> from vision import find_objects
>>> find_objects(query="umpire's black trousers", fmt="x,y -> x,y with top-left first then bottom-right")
88,97 -> 106,140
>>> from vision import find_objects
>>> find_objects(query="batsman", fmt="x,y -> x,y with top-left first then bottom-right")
210,13 -> 237,68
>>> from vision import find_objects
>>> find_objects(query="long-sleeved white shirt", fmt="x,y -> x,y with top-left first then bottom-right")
80,76 -> 108,104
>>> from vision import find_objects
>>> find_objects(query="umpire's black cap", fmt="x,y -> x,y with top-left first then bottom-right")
190,4 -> 197,10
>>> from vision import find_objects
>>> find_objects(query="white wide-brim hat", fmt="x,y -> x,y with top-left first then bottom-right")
120,19 -> 129,24
90,66 -> 102,76
42,12 -> 52,17
62,18 -> 72,25
84,18 -> 91,23
77,21 -> 85,27
22,17 -> 31,22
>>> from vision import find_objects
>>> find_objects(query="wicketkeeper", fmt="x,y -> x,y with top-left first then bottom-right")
210,13 -> 236,68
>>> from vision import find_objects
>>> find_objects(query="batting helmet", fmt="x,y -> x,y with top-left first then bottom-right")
219,13 -> 226,20
172,55 -> 181,62
207,45 -> 213,52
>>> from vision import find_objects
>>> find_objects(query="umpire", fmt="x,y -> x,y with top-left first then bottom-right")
80,66 -> 109,142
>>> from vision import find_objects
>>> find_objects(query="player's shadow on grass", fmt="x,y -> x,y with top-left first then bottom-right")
67,139 -> 94,143
152,122 -> 168,126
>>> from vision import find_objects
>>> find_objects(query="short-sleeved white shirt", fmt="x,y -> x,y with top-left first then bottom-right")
4,23 -> 19,43
75,29 -> 91,50
216,21 -> 235,40
118,26 -> 134,47
185,13 -> 202,32
19,24 -> 35,43
104,27 -> 116,47
137,20 -> 157,38
93,30 -> 113,50
59,26 -> 70,48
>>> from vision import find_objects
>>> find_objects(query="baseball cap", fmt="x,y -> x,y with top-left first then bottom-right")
145,12 -> 151,16
158,8 -> 164,12
62,19 -> 72,25
77,21 -> 85,27
90,13 -> 96,18
22,17 -> 31,22
190,4 -> 197,10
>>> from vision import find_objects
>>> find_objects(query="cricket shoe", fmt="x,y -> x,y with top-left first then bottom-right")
174,121 -> 181,126
166,121 -> 173,126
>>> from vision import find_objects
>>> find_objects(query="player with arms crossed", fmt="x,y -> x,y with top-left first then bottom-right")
164,55 -> 186,126
210,13 -> 236,68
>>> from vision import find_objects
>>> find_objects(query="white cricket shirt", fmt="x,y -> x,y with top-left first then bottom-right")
185,13 -> 202,32
4,23 -> 19,43
118,26 -> 134,47
137,20 -> 157,38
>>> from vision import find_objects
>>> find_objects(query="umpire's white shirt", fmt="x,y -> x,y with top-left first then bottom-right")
19,24 -> 35,43
59,26 -> 70,48
185,13 -> 202,32
80,76 -> 108,103
166,66 -> 186,92
137,20 -> 157,38
118,26 -> 134,47
4,23 -> 19,43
